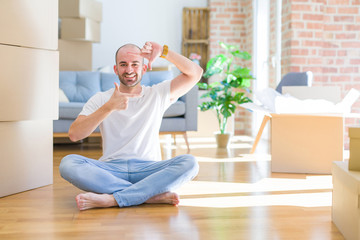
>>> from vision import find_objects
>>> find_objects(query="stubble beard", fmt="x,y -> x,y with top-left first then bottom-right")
118,73 -> 142,88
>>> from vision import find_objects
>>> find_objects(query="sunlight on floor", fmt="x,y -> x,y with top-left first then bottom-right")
178,176 -> 333,208
179,192 -> 332,208
196,153 -> 271,162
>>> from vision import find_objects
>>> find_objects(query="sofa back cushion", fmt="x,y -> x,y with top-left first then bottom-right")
141,70 -> 173,86
59,70 -> 174,103
60,71 -> 101,102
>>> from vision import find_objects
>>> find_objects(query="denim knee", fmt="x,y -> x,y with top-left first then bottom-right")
177,154 -> 199,178
59,154 -> 79,180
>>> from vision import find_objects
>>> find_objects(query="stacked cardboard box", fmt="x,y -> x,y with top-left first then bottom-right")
0,0 -> 58,197
58,0 -> 102,71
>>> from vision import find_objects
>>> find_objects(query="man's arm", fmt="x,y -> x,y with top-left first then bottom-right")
68,83 -> 140,142
139,42 -> 203,101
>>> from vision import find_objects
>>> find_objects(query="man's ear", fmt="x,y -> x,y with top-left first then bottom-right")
113,65 -> 118,75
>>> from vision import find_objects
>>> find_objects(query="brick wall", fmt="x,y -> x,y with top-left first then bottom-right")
281,0 -> 360,148
209,0 -> 360,143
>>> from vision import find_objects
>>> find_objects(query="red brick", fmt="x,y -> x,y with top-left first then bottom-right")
291,48 -> 309,55
336,33 -> 357,39
323,67 -> 338,73
303,66 -> 323,73
326,7 -> 337,14
350,59 -> 360,64
340,67 -> 359,73
324,24 -> 343,31
342,42 -> 360,48
303,40 -> 323,47
338,50 -> 348,56
291,57 -> 307,64
307,22 -> 324,29
220,26 -> 231,31
336,59 -> 345,64
345,24 -> 360,30
338,7 -> 359,14
308,58 -> 324,65
210,2 -> 226,6
331,76 -> 351,81
224,7 -> 239,12
292,4 -> 313,12
233,14 -> 246,19
328,0 -> 350,4
290,21 -> 305,28
297,31 -> 313,38
334,16 -> 355,22
216,14 -> 231,18
303,14 -> 324,21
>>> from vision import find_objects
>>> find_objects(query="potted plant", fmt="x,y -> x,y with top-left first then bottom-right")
198,42 -> 254,148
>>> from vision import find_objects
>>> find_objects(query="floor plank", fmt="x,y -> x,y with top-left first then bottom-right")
0,135 -> 344,240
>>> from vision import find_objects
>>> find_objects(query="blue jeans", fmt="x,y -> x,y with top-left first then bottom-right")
59,154 -> 199,207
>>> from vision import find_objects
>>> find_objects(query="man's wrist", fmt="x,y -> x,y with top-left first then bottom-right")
160,45 -> 168,59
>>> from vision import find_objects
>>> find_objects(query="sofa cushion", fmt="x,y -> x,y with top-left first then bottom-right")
60,71 -> 101,102
163,101 -> 185,117
141,70 -> 173,86
101,72 -> 119,91
59,102 -> 85,119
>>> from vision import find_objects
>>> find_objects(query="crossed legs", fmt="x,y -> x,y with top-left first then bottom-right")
59,154 -> 199,210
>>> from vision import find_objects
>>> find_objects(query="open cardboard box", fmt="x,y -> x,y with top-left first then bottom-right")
242,86 -> 360,174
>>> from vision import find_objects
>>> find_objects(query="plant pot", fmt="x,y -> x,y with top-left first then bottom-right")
215,132 -> 231,148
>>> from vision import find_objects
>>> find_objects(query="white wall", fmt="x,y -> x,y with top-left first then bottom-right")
92,0 -> 208,70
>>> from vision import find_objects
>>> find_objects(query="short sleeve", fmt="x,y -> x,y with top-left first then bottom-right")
151,80 -> 177,111
79,91 -> 107,116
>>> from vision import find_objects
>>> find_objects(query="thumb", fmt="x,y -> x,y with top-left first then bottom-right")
114,82 -> 120,91
148,59 -> 153,71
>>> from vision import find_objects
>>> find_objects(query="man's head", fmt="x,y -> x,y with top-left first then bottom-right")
114,44 -> 147,88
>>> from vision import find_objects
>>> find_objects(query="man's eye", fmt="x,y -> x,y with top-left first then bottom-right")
132,64 -> 139,67
120,64 -> 127,67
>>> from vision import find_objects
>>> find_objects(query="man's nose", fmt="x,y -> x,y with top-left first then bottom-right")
125,65 -> 133,72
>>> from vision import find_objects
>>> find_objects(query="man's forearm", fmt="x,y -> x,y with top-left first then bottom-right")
163,48 -> 203,100
68,104 -> 113,142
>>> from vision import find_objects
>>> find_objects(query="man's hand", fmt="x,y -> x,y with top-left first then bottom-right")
131,42 -> 163,70
106,82 -> 141,111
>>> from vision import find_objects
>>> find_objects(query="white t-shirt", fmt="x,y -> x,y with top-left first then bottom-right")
79,80 -> 175,162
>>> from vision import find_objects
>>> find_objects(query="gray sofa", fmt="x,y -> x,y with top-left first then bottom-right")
54,71 -> 198,149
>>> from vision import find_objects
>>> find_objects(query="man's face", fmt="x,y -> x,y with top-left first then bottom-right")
114,46 -> 146,88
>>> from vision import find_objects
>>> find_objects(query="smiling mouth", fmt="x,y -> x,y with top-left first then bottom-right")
124,74 -> 136,80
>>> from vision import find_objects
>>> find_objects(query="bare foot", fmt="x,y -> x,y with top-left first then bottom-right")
75,192 -> 118,211
145,192 -> 180,206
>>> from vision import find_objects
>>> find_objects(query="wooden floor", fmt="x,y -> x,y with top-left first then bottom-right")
0,135 -> 344,240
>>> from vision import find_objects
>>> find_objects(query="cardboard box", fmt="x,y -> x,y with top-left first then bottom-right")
271,114 -> 343,174
0,0 -> 58,50
0,44 -> 59,121
349,127 -> 360,171
60,18 -> 100,42
242,86 -> 360,173
0,120 -> 53,197
59,0 -> 102,22
59,39 -> 92,71
332,161 -> 360,240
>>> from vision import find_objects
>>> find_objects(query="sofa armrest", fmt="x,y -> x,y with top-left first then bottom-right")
182,85 -> 198,131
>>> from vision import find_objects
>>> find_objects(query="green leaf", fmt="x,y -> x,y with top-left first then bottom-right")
231,50 -> 252,60
203,54 -> 227,78
197,82 -> 208,90
220,42 -> 238,51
